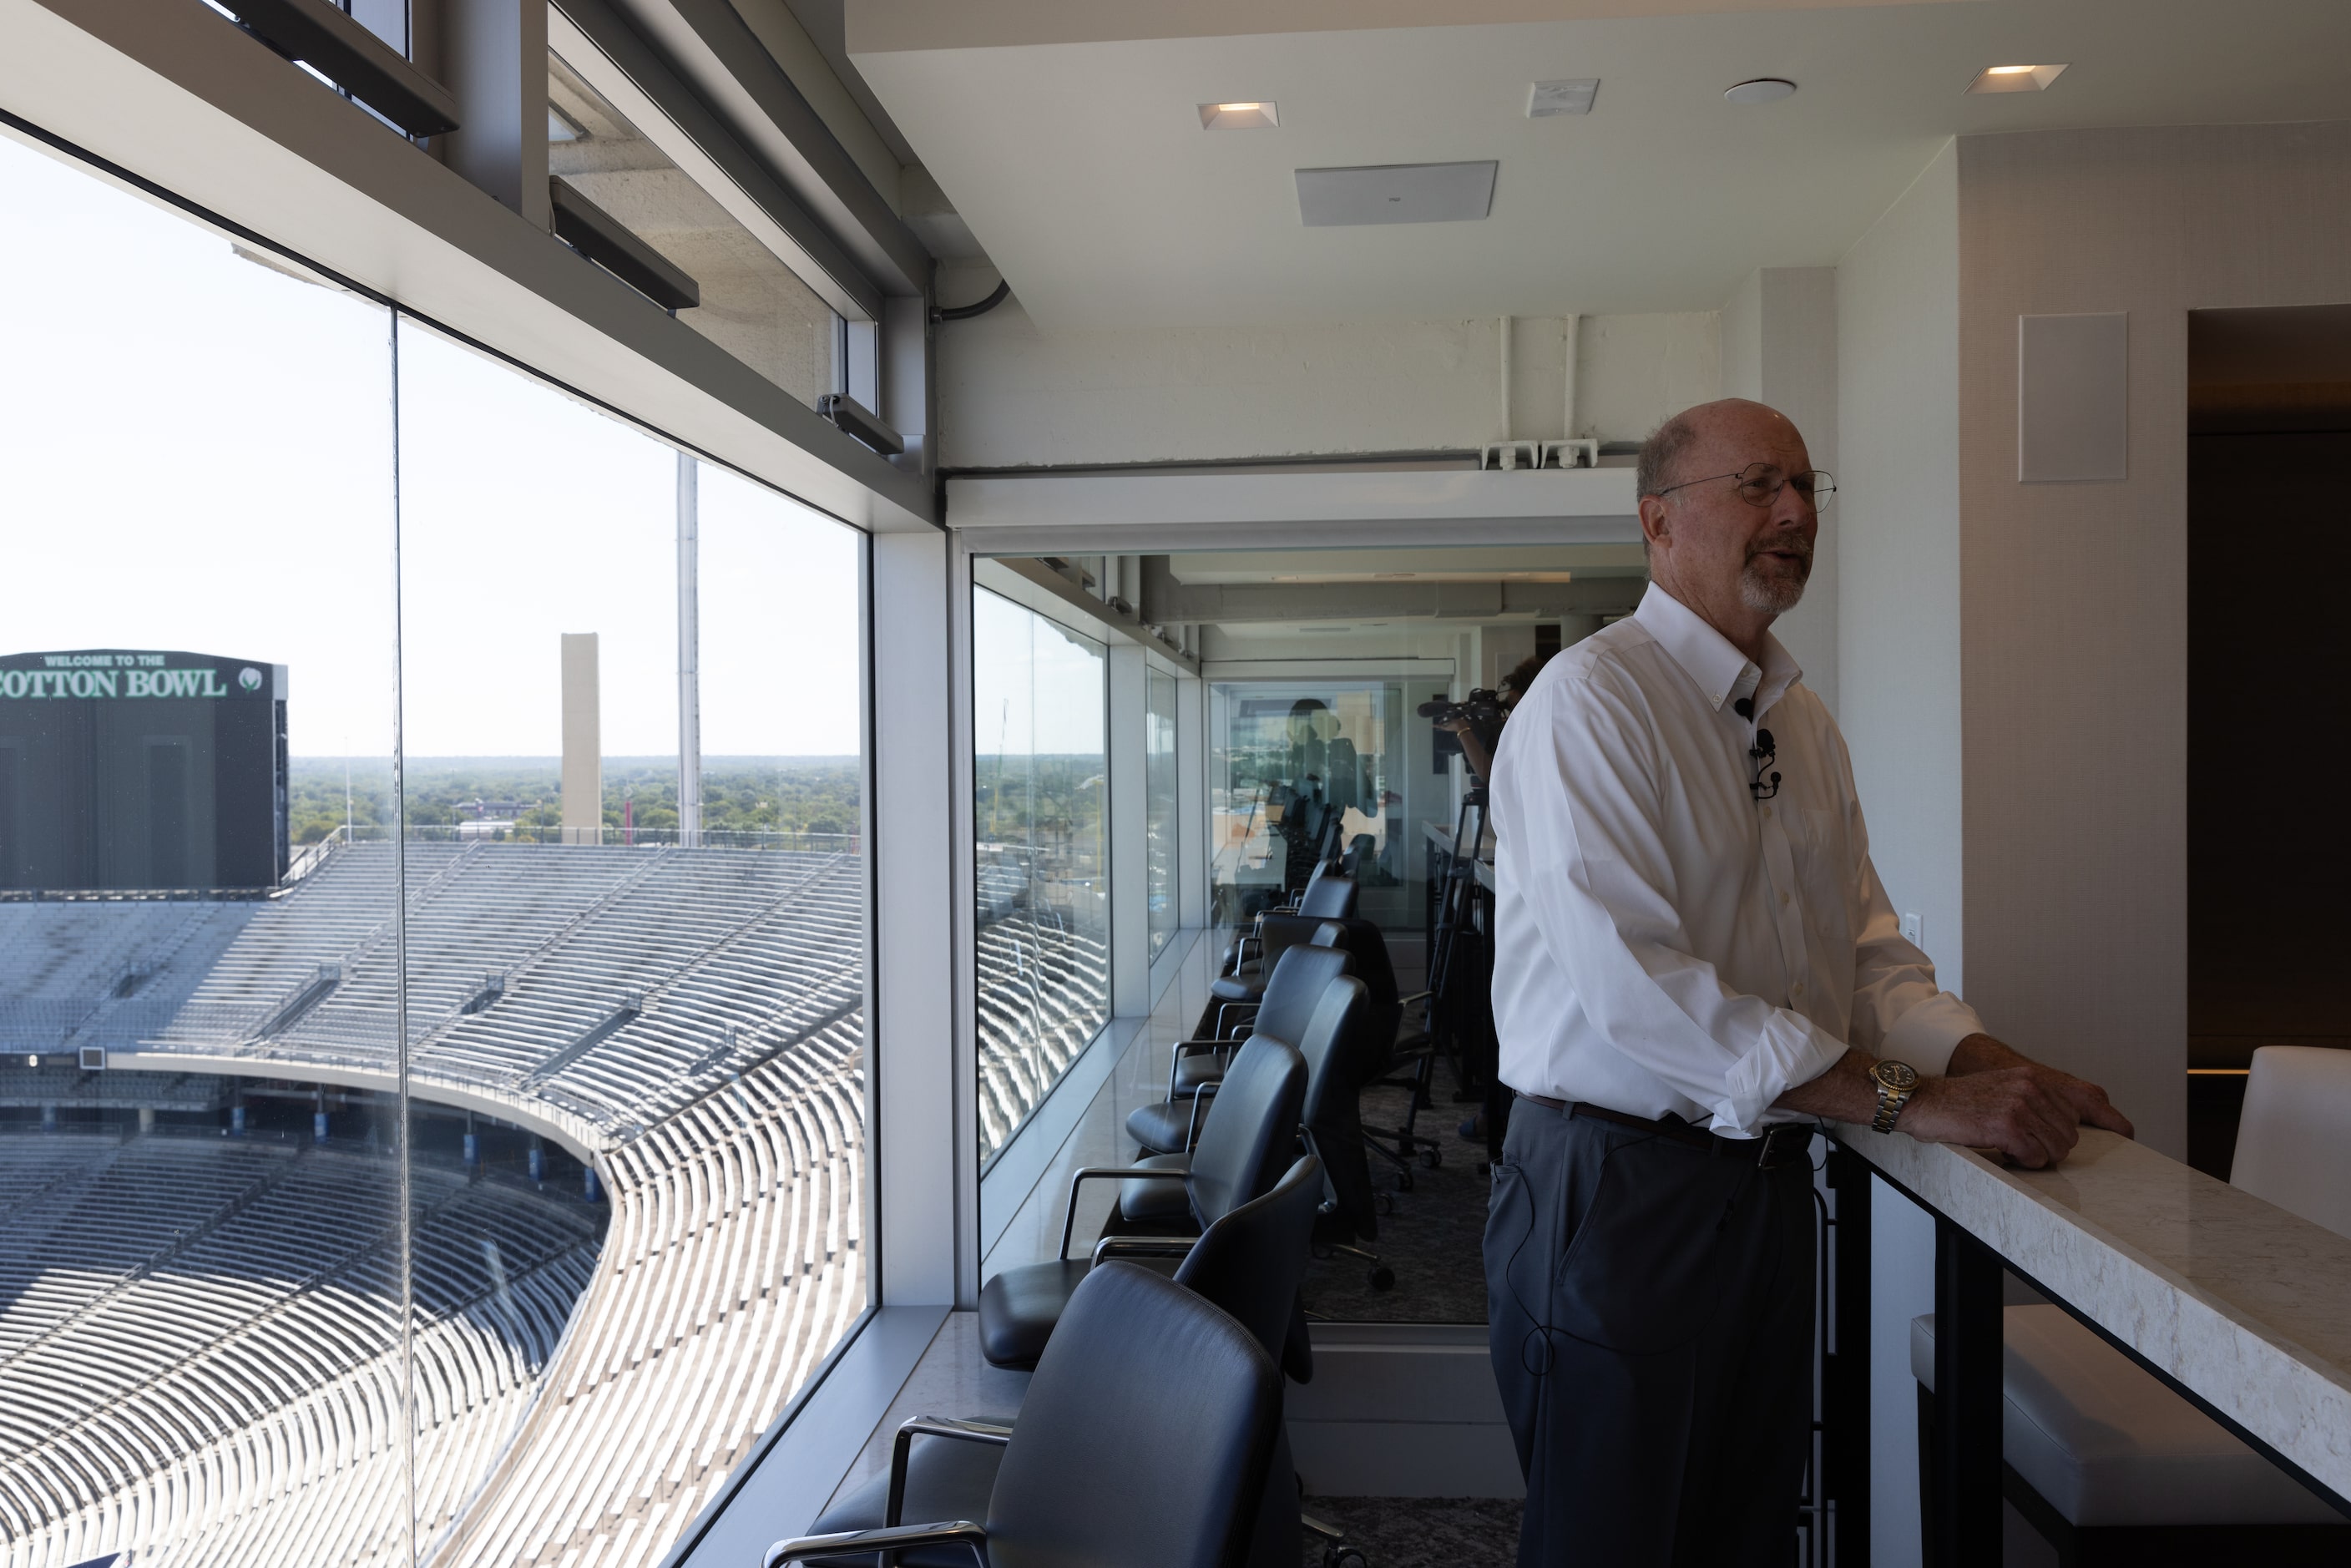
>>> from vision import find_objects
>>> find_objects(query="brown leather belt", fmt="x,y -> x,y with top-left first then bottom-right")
1515,1092 -> 1813,1171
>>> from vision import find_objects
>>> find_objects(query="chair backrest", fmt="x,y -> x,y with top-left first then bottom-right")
2232,1045 -> 2351,1241
1248,942 -> 1352,1048
988,1262 -> 1282,1568
1293,975 -> 1378,1244
1297,873 -> 1358,920
1297,912 -> 1401,1062
1256,903 -> 1340,974
1187,1035 -> 1307,1228
1175,1155 -> 1324,1367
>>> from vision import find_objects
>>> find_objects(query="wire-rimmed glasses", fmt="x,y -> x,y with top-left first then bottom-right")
1650,463 -> 1836,512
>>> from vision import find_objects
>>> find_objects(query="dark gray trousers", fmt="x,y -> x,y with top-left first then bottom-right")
1484,1099 -> 1817,1567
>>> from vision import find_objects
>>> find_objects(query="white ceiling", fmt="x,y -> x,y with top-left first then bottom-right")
850,0 -> 2351,329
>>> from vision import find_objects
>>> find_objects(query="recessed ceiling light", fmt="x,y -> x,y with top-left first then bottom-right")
1200,101 -> 1279,129
1723,78 -> 1797,106
1527,78 -> 1600,118
1966,63 -> 2068,94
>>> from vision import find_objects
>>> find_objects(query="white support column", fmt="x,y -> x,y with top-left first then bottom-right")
869,528 -> 975,1308
560,632 -> 600,845
675,454 -> 701,847
1177,671 -> 1208,932
1722,266 -> 1839,711
1107,644 -> 1147,1015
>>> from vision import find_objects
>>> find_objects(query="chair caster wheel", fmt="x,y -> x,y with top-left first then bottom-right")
1374,1193 -> 1395,1216
1421,1146 -> 1443,1170
1368,1267 -> 1395,1292
1393,1171 -> 1414,1193
1324,1549 -> 1368,1568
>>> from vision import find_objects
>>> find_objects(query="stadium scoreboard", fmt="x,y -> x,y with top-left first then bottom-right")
0,650 -> 289,892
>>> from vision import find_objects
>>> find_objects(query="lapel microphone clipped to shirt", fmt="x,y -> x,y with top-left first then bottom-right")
1732,697 -> 1782,801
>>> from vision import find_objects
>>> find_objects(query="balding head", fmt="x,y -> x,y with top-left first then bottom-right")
1633,399 -> 1820,660
1636,399 -> 1804,499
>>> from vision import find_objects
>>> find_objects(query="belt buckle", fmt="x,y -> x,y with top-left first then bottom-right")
1757,1125 -> 1810,1171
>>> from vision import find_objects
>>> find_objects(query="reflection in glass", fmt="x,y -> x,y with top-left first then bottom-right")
0,128 -> 870,1568
397,327 -> 870,1565
0,130 -> 411,1562
1210,680 -> 1422,929
548,49 -> 840,406
973,589 -> 1110,1165
1145,668 -> 1180,960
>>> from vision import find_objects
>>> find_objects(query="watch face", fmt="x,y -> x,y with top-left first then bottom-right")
1876,1060 -> 1919,1091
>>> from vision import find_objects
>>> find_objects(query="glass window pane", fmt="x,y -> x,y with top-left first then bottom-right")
1145,668 -> 1180,960
973,589 -> 1110,1166
394,323 -> 871,1560
549,49 -> 842,407
0,131 -> 410,1560
1210,680 -> 1423,929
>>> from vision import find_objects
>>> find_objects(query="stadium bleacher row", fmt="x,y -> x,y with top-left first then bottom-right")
0,841 -> 873,1568
0,1135 -> 601,1566
975,911 -> 1110,1158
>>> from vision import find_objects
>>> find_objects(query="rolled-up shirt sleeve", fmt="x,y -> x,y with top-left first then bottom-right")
1504,675 -> 1849,1136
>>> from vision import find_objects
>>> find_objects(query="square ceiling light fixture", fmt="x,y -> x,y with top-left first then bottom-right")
1528,78 -> 1600,117
1967,63 -> 2068,94
1200,100 -> 1279,129
1297,161 -> 1498,226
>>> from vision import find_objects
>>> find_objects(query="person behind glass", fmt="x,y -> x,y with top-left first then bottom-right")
1482,398 -> 2134,1567
1434,653 -> 1552,787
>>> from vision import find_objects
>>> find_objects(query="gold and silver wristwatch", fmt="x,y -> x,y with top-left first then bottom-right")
1869,1059 -> 1920,1134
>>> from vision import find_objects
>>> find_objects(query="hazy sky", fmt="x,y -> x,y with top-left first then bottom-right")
973,585 -> 1109,756
0,127 -> 862,759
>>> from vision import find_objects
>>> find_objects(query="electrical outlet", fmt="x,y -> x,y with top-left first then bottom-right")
1899,912 -> 1924,947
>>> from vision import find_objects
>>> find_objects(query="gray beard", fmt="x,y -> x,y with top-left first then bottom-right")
1740,564 -> 1807,615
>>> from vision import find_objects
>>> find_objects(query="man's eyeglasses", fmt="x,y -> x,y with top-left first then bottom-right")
1650,463 -> 1836,512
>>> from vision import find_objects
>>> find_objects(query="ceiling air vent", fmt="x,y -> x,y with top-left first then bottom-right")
1295,162 -> 1498,227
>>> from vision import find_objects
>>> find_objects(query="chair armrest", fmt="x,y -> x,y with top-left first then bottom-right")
1090,1235 -> 1197,1266
887,1417 -> 1013,1526
1062,1167 -> 1191,1258
766,1521 -> 987,1567
1166,1035 -> 1242,1099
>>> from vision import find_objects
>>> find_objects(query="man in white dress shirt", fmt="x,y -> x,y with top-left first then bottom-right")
1483,398 -> 2132,1566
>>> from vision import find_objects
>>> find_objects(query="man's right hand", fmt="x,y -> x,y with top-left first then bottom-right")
1898,1067 -> 2100,1169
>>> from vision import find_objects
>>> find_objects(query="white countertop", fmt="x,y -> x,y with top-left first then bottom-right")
1837,1124 -> 2351,1505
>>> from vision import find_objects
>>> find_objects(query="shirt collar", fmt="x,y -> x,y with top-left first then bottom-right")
1632,582 -> 1804,716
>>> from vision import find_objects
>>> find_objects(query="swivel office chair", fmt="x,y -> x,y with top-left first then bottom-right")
978,1035 -> 1305,1368
806,1160 -> 1330,1568
1158,941 -> 1351,1115
768,1262 -> 1283,1568
1122,969 -> 1365,1230
1206,875 -> 1361,1029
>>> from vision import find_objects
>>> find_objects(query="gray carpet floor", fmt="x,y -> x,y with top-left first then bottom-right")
1302,1080 -> 1494,1324
1297,1495 -> 1523,1567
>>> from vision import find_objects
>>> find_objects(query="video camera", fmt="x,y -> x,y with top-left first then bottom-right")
1417,689 -> 1506,729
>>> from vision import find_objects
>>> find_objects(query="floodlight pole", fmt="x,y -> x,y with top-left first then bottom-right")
677,452 -> 701,848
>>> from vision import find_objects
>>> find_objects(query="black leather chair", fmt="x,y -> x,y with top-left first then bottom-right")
1308,912 -> 1444,1186
978,1035 -> 1306,1368
1198,971 -> 1392,1292
1292,976 -> 1385,1255
807,1160 -> 1328,1567
1116,974 -> 1369,1281
767,1262 -> 1284,1568
1159,942 -> 1351,1113
1205,876 -> 1361,1029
